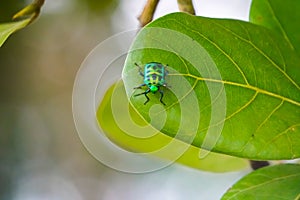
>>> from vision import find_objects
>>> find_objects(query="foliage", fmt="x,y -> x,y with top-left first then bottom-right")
120,0 -> 300,198
0,0 -> 44,47
97,81 -> 248,172
1,0 -> 298,199
122,2 -> 300,160
221,164 -> 300,200
0,19 -> 30,47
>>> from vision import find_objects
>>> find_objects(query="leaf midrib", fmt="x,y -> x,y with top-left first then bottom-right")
169,73 -> 300,106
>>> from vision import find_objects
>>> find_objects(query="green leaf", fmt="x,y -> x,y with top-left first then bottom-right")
122,12 -> 300,160
0,19 -> 30,47
221,164 -> 300,200
0,0 -> 44,47
250,0 -> 300,56
97,81 -> 248,172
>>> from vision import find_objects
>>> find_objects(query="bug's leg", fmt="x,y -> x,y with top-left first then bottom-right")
134,83 -> 146,89
159,90 -> 166,106
135,63 -> 144,77
134,89 -> 150,105
143,92 -> 150,105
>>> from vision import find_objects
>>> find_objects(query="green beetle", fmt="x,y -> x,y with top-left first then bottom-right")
134,62 -> 169,105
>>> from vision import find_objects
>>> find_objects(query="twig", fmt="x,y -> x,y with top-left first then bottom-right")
249,160 -> 270,170
138,0 -> 160,27
13,0 -> 45,24
177,0 -> 195,15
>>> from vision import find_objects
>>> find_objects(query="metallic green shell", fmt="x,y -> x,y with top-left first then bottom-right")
143,62 -> 166,87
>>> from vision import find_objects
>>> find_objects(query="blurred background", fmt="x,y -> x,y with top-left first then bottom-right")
0,0 -> 252,199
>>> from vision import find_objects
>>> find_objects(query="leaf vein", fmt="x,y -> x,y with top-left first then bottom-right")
266,0 -> 295,51
262,124 -> 300,150
147,34 -> 190,74
165,19 -> 250,85
196,91 -> 258,132
286,132 -> 295,158
226,172 -> 300,199
163,79 -> 198,112
212,21 -> 299,90
254,100 -> 284,135
225,91 -> 258,121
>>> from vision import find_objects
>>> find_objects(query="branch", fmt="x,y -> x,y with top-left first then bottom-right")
249,160 -> 270,170
138,0 -> 160,27
177,0 -> 195,15
13,0 -> 45,24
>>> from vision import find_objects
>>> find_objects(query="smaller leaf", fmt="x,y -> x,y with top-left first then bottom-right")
97,81 -> 248,172
0,19 -> 30,47
221,164 -> 300,200
0,0 -> 44,47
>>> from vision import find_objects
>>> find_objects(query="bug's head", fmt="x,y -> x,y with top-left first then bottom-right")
149,85 -> 158,93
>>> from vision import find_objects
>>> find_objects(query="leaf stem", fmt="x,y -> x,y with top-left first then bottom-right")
34,0 -> 45,7
13,0 -> 45,24
138,0 -> 160,27
177,0 -> 195,15
249,160 -> 270,170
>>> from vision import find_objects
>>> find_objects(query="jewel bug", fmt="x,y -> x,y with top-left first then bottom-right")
133,62 -> 169,105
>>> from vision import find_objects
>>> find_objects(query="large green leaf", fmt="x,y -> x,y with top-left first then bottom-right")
97,81 -> 248,172
221,164 -> 300,200
250,0 -> 300,55
122,13 -> 300,160
0,19 -> 30,47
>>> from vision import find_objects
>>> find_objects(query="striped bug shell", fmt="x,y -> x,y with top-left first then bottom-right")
143,62 -> 166,87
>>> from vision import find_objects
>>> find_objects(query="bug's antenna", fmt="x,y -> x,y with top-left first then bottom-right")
135,63 -> 144,77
